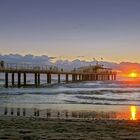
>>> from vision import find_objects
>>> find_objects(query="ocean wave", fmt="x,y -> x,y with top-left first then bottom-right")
0,87 -> 140,95
62,100 -> 140,106
75,95 -> 140,102
0,81 -> 140,106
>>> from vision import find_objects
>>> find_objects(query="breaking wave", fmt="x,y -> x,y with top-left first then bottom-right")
0,80 -> 140,105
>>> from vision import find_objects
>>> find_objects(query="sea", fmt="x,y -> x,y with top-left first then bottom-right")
0,74 -> 140,120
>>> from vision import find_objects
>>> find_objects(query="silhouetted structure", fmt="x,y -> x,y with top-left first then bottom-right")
0,62 -> 117,88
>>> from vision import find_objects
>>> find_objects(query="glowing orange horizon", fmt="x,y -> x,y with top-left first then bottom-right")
119,64 -> 140,79
119,69 -> 140,80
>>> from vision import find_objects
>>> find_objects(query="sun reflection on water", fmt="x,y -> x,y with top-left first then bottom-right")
130,106 -> 137,120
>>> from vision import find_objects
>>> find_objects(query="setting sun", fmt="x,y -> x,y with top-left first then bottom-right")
129,72 -> 138,78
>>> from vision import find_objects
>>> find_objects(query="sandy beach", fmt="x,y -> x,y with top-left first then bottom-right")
0,117 -> 140,140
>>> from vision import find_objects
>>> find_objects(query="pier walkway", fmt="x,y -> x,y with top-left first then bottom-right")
0,62 -> 117,88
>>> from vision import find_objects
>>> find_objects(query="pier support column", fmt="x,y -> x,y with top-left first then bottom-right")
5,72 -> 8,88
82,74 -> 84,81
89,74 -> 92,81
95,74 -> 98,81
79,74 -> 82,81
23,73 -> 26,86
12,73 -> 14,87
100,75 -> 102,80
97,74 -> 99,80
91,75 -> 93,81
86,75 -> 88,81
99,75 -> 102,80
114,74 -> 116,80
84,74 -> 87,81
113,75 -> 115,80
111,75 -> 114,80
35,73 -> 38,87
75,74 -> 77,81
18,72 -> 21,88
66,74 -> 68,83
72,74 -> 75,82
47,73 -> 51,84
84,75 -> 87,81
49,74 -> 51,83
84,75 -> 86,81
38,73 -> 40,86
58,74 -> 60,83
92,74 -> 95,81
85,75 -> 88,81
92,74 -> 94,81
94,74 -> 96,80
108,75 -> 110,80
88,75 -> 91,81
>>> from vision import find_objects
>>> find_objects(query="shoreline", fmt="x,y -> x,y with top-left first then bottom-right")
0,104 -> 139,120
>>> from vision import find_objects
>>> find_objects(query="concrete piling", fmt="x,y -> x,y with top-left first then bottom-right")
66,74 -> 68,83
23,73 -> 26,86
5,72 -> 8,88
18,72 -> 21,88
58,74 -> 60,83
12,73 -> 14,87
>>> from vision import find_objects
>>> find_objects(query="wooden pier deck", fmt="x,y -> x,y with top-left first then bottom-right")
0,62 -> 117,88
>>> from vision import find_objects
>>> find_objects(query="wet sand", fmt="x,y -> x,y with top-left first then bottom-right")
0,117 -> 140,140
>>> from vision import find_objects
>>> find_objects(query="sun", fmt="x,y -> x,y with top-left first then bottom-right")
129,72 -> 138,78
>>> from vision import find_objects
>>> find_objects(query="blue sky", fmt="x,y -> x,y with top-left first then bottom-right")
0,0 -> 140,62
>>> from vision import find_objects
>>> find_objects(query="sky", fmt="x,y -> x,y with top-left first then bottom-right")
0,0 -> 140,62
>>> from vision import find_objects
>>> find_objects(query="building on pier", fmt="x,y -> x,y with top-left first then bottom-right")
72,64 -> 117,82
75,64 -> 113,73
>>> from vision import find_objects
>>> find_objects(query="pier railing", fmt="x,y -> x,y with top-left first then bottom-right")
0,62 -> 61,72
0,62 -> 117,74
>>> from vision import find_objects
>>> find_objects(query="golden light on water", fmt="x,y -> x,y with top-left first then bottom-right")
130,106 -> 137,120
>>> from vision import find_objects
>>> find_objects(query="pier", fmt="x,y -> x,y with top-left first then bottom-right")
0,62 -> 117,88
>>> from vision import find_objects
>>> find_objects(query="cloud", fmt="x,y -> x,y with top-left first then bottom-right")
0,54 -> 51,65
0,54 -> 140,71
76,56 -> 85,58
119,62 -> 140,72
49,57 -> 57,60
